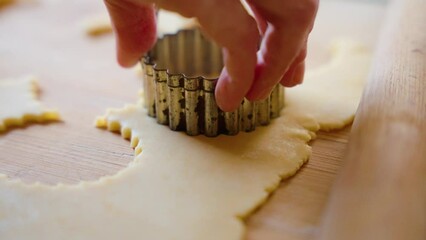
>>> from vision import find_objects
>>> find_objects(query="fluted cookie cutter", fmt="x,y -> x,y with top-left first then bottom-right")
141,28 -> 285,137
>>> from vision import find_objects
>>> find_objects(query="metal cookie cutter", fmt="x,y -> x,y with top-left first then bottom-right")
141,28 -> 285,137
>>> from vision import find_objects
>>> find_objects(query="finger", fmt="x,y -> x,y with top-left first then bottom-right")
154,0 -> 259,112
280,43 -> 307,86
281,61 -> 305,87
104,0 -> 157,67
244,1 -> 268,35
245,0 -> 318,100
197,0 -> 259,112
280,62 -> 297,87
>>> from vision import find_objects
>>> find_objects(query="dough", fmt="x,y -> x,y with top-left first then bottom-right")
81,14 -> 113,36
0,40 -> 371,240
285,39 -> 371,131
0,76 -> 59,132
82,10 -> 196,37
156,10 -> 198,37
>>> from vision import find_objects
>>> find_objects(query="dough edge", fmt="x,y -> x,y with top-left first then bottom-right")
0,76 -> 60,132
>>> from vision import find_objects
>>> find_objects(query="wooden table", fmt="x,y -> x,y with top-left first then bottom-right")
0,1 -> 386,239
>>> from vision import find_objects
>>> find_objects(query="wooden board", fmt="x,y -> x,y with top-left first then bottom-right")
0,1 -> 386,239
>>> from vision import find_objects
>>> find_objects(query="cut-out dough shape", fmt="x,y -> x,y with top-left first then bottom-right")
0,76 -> 60,132
0,40 -> 370,240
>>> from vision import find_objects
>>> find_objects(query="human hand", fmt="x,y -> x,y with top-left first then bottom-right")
104,0 -> 319,111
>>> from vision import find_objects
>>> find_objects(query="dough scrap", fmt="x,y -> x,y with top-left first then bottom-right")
81,14 -> 113,36
0,76 -> 60,132
0,40 -> 370,240
0,106 -> 313,240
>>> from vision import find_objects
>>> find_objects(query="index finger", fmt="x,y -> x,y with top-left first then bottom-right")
245,0 -> 318,100
151,0 -> 260,111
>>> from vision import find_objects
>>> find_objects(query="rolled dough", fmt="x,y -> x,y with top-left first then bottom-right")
0,40 -> 371,239
285,39 -> 371,131
0,76 -> 59,132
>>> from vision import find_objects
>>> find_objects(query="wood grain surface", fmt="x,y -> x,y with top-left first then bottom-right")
0,1 -> 385,239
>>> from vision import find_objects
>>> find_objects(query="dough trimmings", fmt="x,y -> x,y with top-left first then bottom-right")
0,76 -> 60,132
0,40 -> 371,240
0,103 -> 314,240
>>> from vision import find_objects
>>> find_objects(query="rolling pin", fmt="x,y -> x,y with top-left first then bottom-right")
317,0 -> 426,239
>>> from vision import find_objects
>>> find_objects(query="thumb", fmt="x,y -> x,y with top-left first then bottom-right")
104,0 -> 157,67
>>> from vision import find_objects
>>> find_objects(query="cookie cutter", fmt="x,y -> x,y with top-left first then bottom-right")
141,28 -> 285,137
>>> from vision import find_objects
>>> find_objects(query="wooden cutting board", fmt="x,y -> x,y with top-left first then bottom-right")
0,1 -> 386,239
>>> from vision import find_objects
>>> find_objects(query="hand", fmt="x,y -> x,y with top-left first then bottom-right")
104,0 -> 319,111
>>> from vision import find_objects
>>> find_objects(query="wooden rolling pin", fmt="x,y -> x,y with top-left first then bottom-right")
317,0 -> 426,239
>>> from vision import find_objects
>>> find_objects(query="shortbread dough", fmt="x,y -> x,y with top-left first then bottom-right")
0,40 -> 371,239
82,10 -> 196,37
156,10 -> 197,37
82,14 -> 113,36
0,76 -> 59,132
285,40 -> 371,131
